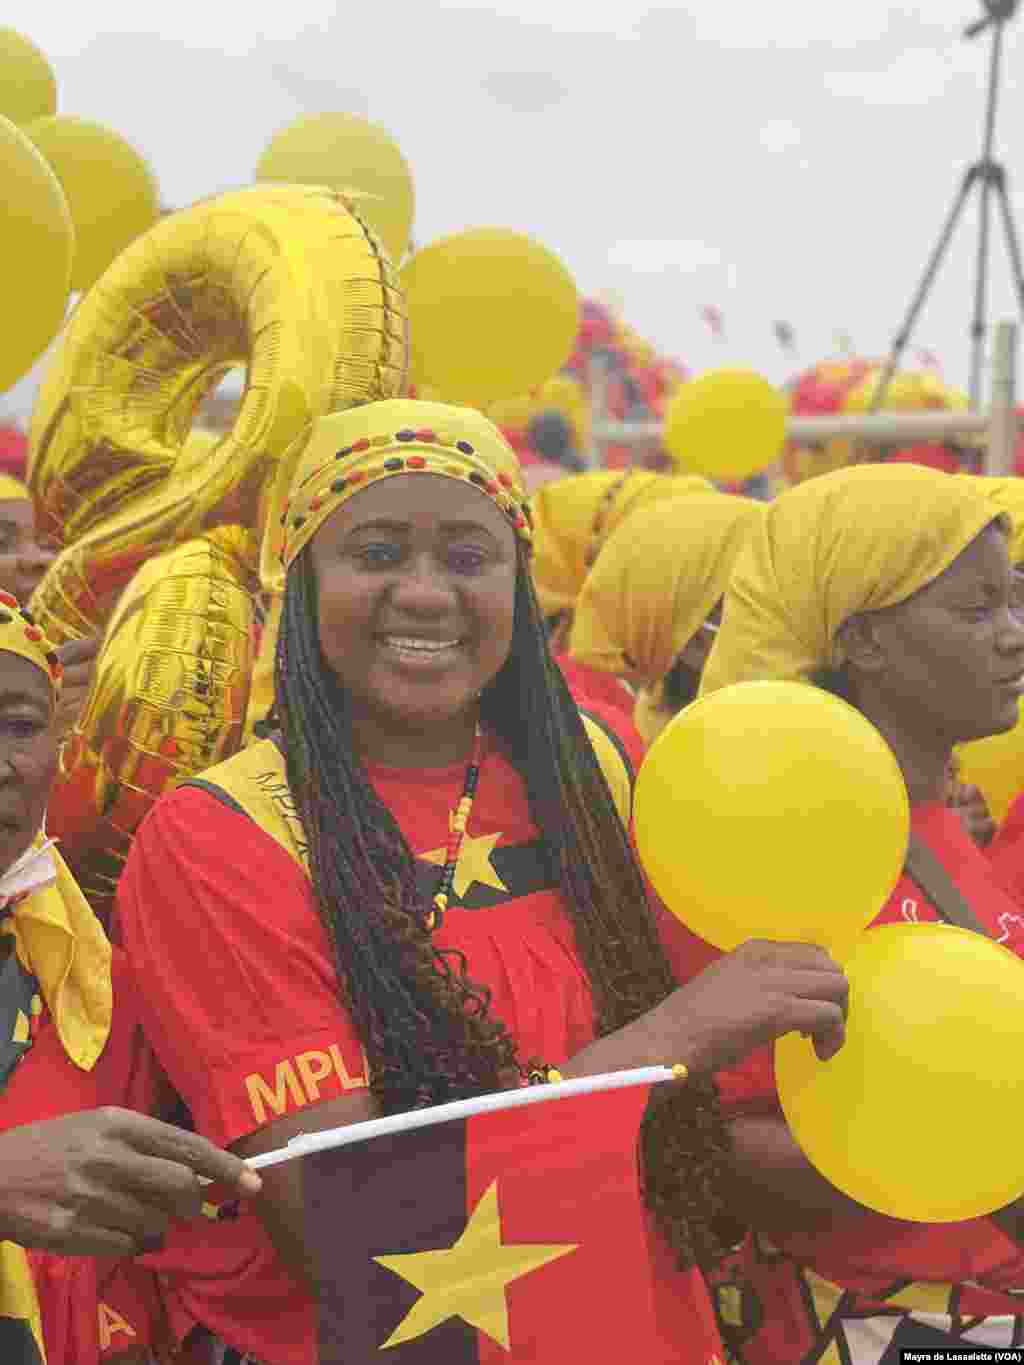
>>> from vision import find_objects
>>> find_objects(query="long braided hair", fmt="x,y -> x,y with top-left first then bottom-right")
273,542 -> 733,1268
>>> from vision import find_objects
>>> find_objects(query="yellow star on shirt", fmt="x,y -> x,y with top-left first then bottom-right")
374,1181 -> 577,1350
420,819 -> 508,900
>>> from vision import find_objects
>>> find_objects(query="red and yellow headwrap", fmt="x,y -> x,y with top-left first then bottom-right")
0,591 -> 62,699
280,399 -> 532,571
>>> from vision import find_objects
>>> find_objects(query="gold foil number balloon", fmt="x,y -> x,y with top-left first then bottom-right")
29,184 -> 408,911
29,182 -> 407,643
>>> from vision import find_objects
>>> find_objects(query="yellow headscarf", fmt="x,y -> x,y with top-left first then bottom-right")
569,494 -> 765,685
0,475 -> 28,502
959,475 -> 1024,565
529,469 -> 714,617
701,464 -> 1003,695
280,399 -> 530,571
246,401 -> 530,734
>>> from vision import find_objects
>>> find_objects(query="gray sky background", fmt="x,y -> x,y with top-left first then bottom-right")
4,0 -> 1024,419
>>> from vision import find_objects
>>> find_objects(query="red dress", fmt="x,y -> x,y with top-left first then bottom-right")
116,734 -> 720,1365
665,803 -> 1024,1362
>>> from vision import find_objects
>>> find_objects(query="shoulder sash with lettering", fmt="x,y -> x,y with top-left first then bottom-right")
181,712 -> 634,876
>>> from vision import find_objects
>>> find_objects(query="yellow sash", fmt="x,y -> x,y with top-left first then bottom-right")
191,714 -> 633,876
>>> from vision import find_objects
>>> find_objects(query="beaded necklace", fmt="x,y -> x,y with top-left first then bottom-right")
425,726 -> 485,932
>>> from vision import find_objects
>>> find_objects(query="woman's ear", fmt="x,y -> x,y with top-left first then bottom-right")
836,613 -> 887,677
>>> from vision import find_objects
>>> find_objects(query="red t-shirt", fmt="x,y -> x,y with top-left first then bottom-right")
0,949 -> 171,1364
986,791 -> 1024,911
116,733 -> 718,1365
668,803 -> 1024,1341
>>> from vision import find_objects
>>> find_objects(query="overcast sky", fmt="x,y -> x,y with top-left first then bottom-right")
5,0 -> 1024,418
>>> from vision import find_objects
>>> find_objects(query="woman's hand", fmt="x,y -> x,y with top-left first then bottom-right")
647,940 -> 848,1073
0,1107 -> 261,1256
562,940 -> 848,1081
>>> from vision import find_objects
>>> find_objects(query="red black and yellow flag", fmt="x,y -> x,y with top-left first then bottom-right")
302,1083 -> 724,1363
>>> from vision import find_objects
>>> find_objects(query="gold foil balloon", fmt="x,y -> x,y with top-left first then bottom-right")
256,111 -> 414,266
401,228 -> 580,407
0,114 -> 73,392
29,184 -> 407,906
0,28 -> 56,125
23,115 -> 161,291
48,528 -> 258,921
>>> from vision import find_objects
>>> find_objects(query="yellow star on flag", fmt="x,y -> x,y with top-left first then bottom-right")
374,1180 -> 577,1350
420,819 -> 508,900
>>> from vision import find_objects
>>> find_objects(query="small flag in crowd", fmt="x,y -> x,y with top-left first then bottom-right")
700,305 -> 725,340
833,330 -> 855,355
289,1067 -> 718,1363
773,321 -> 796,353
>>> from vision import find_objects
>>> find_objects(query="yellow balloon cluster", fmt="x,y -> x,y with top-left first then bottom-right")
257,111 -> 415,266
663,368 -> 788,481
0,28 -> 164,392
402,228 -> 580,408
634,680 -> 1024,1221
776,924 -> 1024,1221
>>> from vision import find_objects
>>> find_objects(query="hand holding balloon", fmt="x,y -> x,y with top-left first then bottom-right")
648,940 -> 849,1075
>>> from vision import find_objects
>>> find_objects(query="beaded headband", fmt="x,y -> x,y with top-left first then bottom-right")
280,400 -> 533,571
0,592 -> 63,699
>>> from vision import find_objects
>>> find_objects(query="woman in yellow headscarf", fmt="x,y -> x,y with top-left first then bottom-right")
568,494 -> 765,746
529,468 -> 714,634
0,593 -> 257,1365
114,399 -> 847,1365
681,465 -> 1024,1362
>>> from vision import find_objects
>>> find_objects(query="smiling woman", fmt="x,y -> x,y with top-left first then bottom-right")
115,399 -> 853,1365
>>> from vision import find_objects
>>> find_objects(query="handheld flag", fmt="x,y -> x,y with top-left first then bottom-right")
288,1068 -> 723,1363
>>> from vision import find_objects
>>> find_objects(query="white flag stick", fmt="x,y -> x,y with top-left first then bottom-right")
236,1065 -> 682,1175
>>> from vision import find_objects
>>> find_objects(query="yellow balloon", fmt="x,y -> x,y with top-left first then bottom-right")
957,698 -> 1024,825
777,923 -> 1024,1221
663,368 -> 787,481
401,228 -> 580,408
633,681 -> 909,951
0,28 -> 56,125
256,112 -> 414,266
0,114 -> 73,391
24,116 -> 160,291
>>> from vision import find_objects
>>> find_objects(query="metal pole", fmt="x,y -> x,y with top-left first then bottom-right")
985,319 -> 1018,473
591,411 -> 1002,446
969,19 -> 1007,405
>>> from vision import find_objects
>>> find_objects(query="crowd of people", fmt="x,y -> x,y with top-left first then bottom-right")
1,385 -> 1024,1363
